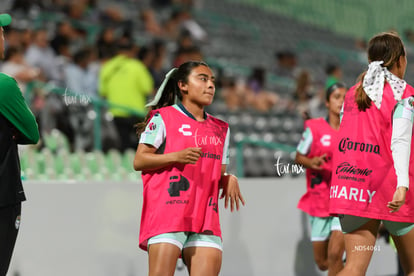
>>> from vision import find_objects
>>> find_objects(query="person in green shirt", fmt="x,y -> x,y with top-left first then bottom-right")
325,63 -> 343,90
99,40 -> 154,152
0,13 -> 40,275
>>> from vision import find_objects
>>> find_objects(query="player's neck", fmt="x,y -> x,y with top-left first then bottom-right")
181,101 -> 205,121
328,113 -> 340,130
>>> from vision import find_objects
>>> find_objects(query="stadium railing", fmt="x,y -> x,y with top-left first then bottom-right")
24,81 -> 299,179
26,80 -> 146,151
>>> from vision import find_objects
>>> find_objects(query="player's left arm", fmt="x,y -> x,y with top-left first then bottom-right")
0,75 -> 39,144
388,97 -> 414,212
219,127 -> 245,211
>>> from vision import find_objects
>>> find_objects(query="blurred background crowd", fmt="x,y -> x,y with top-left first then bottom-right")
2,0 -> 414,180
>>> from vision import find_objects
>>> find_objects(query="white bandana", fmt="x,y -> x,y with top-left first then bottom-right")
146,68 -> 178,107
362,61 -> 406,109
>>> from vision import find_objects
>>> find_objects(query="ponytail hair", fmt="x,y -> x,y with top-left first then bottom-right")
355,72 -> 372,111
136,60 -> 209,136
355,32 -> 405,111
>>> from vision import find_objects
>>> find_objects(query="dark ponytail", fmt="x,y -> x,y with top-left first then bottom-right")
135,75 -> 181,136
355,72 -> 372,111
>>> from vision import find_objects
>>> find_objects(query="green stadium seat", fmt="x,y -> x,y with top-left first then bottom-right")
122,149 -> 135,172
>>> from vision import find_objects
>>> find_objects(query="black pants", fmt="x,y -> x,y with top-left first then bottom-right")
113,116 -> 143,152
0,203 -> 21,276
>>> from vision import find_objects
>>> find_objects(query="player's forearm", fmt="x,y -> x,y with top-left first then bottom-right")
133,151 -> 178,171
391,117 -> 412,189
294,153 -> 313,169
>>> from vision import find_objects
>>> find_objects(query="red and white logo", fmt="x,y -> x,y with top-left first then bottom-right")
148,122 -> 156,131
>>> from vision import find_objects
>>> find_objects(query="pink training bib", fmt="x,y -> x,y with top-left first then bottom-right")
298,118 -> 338,217
139,106 -> 228,250
330,83 -> 414,222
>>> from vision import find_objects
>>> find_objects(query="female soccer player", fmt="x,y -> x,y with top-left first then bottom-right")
296,82 -> 346,275
134,61 -> 245,276
330,32 -> 414,276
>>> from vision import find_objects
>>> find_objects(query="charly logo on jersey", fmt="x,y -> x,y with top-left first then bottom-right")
178,124 -> 192,136
168,175 -> 190,197
320,134 -> 331,147
330,185 -> 376,203
338,137 -> 380,155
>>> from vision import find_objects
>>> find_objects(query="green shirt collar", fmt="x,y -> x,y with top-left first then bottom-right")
177,103 -> 207,121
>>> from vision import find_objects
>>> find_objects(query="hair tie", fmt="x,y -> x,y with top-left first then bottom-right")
363,61 -> 405,109
146,68 -> 178,107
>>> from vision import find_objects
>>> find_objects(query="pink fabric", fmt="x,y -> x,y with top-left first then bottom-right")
139,106 -> 228,250
329,83 -> 414,222
297,118 -> 338,217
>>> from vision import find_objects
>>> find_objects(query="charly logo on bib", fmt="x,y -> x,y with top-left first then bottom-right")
178,124 -> 192,136
320,134 -> 331,147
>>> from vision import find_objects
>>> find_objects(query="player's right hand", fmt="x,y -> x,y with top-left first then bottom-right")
176,147 -> 203,164
387,186 -> 407,213
309,154 -> 326,170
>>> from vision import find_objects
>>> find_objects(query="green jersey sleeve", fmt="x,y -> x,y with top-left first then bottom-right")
139,112 -> 166,148
0,74 -> 39,144
296,127 -> 313,155
394,97 -> 414,122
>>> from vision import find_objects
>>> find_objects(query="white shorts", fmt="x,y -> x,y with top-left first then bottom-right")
148,231 -> 223,251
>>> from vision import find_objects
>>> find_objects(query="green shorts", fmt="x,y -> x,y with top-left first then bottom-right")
148,232 -> 223,251
309,215 -> 342,242
339,215 -> 414,236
